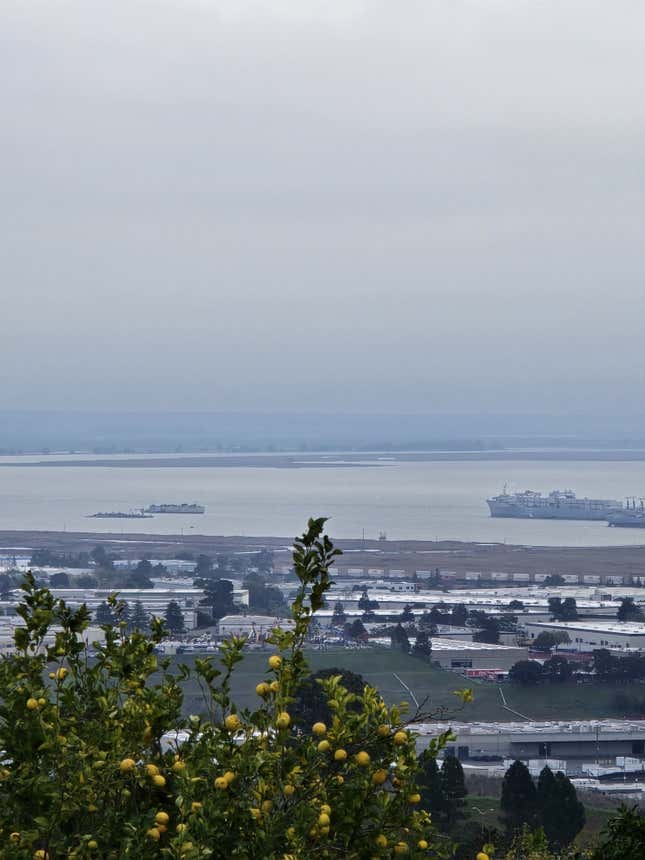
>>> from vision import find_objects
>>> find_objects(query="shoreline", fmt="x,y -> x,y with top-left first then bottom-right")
1,529 -> 644,579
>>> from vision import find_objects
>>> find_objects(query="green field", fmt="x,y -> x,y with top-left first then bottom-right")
174,646 -> 626,722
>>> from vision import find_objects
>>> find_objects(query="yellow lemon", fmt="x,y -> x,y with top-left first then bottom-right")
172,760 -> 186,774
283,783 -> 295,796
318,813 -> 330,826
393,731 -> 408,745
317,740 -> 331,753
146,828 -> 160,841
152,774 -> 166,788
320,804 -> 331,815
377,724 -> 390,737
191,802 -> 202,812
176,823 -> 188,833
407,793 -> 421,804
270,680 -> 280,693
255,682 -> 270,696
334,748 -> 347,761
119,758 -> 136,773
312,722 -> 327,735
145,764 -> 160,777
355,751 -> 371,766
87,841 -> 98,850
261,800 -> 273,813
26,698 -> 39,711
224,714 -> 241,732
223,770 -> 235,784
375,834 -> 388,848
214,777 -> 229,790
155,812 -> 170,825
476,854 -> 490,860
418,840 -> 428,850
268,655 -> 282,669
394,843 -> 409,854
276,711 -> 291,729
55,667 -> 68,681
372,769 -> 388,785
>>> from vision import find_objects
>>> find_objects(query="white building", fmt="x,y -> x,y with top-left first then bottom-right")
524,620 -> 645,652
428,638 -> 528,671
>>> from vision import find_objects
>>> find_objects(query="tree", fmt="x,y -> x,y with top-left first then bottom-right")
244,572 -> 287,615
291,668 -> 366,728
617,597 -> 644,622
76,574 -> 98,588
399,604 -> 415,623
358,590 -> 379,611
508,599 -> 525,610
509,660 -> 543,685
49,572 -> 70,588
441,755 -> 467,829
95,601 -> 117,626
199,579 -> 236,620
194,554 -> 214,578
593,648 -> 618,681
91,545 -> 114,571
417,753 -> 449,822
390,623 -> 410,653
500,760 -> 537,833
412,630 -> 432,661
591,805 -> 645,860
127,564 -> 154,588
130,600 -> 150,632
532,631 -> 571,652
418,611 -> 437,634
164,600 -> 186,634
0,519 -> 445,858
473,616 -> 500,644
548,597 -> 578,621
538,768 -> 585,849
544,573 -> 565,586
451,604 -> 468,627
331,601 -> 346,626
346,618 -> 367,642
542,655 -> 572,683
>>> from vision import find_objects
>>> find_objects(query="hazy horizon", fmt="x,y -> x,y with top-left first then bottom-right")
3,1 -> 645,415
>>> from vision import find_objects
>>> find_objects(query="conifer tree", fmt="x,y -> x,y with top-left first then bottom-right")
538,767 -> 585,849
441,755 -> 468,829
417,752 -> 450,825
130,599 -> 150,632
164,600 -> 186,634
500,760 -> 537,834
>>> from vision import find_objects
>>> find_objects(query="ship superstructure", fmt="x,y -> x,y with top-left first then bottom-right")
487,488 -> 621,521
143,503 -> 205,514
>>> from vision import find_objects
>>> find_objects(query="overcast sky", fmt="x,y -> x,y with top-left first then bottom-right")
2,0 -> 644,415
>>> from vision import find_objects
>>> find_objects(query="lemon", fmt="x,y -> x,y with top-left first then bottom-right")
87,841 -> 98,850
394,842 -> 409,854
407,793 -> 421,804
334,748 -> 347,761
375,834 -> 388,848
119,758 -> 136,773
418,840 -> 429,849
476,854 -> 490,860
393,731 -> 408,745
224,714 -> 241,732
355,751 -> 371,766
317,740 -> 331,753
312,722 -> 327,735
191,802 -> 202,812
145,763 -> 160,777
26,698 -> 39,711
372,769 -> 388,785
146,828 -> 160,841
283,783 -> 295,796
214,777 -> 229,790
276,711 -> 291,729
318,813 -> 330,826
377,724 -> 390,737
155,812 -> 170,825
256,682 -> 270,696
268,655 -> 282,669
172,760 -> 186,774
152,774 -> 166,788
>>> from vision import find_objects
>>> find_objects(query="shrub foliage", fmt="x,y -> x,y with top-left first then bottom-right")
0,518 -> 452,859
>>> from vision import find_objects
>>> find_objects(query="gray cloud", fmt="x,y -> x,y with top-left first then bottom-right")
1,0 -> 644,413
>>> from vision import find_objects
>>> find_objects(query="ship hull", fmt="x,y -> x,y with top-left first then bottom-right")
487,500 -> 616,521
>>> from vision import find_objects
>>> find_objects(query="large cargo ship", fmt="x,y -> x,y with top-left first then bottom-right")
143,503 -> 205,514
487,488 -> 621,521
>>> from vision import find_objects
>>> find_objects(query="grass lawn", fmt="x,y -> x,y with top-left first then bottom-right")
174,645 -> 628,722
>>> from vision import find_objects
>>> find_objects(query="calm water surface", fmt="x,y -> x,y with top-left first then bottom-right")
1,454 -> 645,546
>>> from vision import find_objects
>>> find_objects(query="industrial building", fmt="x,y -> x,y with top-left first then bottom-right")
524,620 -> 645,652
415,720 -> 645,762
427,638 -> 527,671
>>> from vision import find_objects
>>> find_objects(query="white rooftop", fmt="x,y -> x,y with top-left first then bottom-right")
526,620 -> 645,636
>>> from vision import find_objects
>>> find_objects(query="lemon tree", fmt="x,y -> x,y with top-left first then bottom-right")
0,518 -> 454,859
